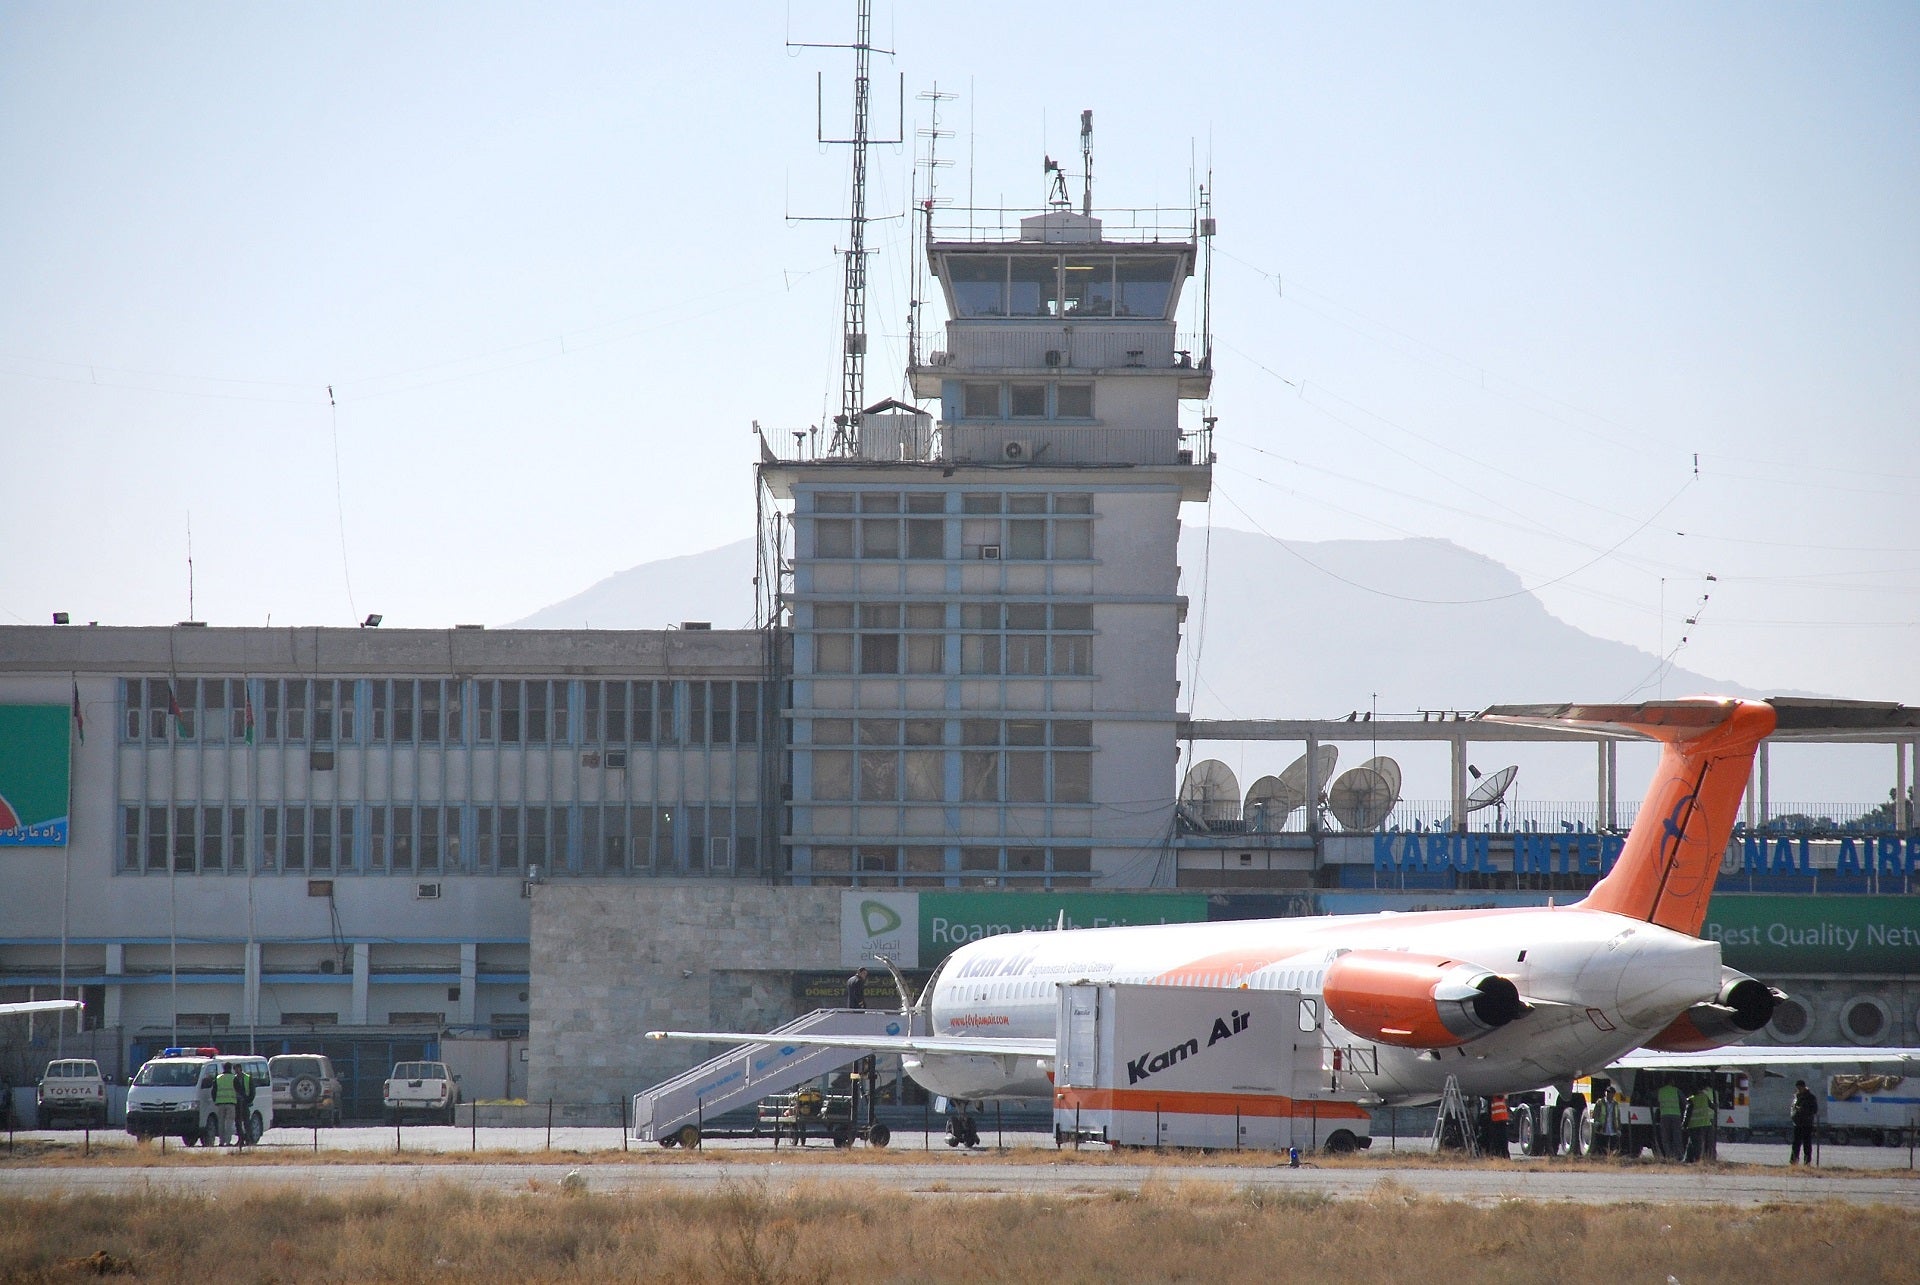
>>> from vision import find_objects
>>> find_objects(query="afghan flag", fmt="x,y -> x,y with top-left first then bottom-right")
167,684 -> 186,737
243,684 -> 256,745
70,678 -> 85,744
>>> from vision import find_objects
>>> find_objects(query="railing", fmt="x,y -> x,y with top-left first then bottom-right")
1186,798 -> 1908,837
767,419 -> 1214,469
928,205 -> 1197,244
932,326 -> 1209,373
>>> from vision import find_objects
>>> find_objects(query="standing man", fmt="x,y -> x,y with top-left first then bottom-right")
1684,1084 -> 1716,1163
233,1063 -> 256,1146
845,966 -> 868,1010
1655,1080 -> 1684,1161
1593,1085 -> 1622,1158
1790,1079 -> 1819,1165
213,1062 -> 239,1146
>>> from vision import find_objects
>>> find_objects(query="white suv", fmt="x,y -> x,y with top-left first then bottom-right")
36,1059 -> 107,1129
126,1049 -> 274,1145
269,1054 -> 343,1127
382,1060 -> 459,1124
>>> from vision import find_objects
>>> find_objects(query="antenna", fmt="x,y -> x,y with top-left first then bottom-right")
1079,109 -> 1094,216
186,512 -> 195,622
1179,759 -> 1241,829
1328,757 -> 1403,832
910,84 -> 956,373
789,0 -> 904,457
1466,765 -> 1520,830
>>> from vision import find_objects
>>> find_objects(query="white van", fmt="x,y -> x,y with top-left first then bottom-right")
125,1048 -> 274,1145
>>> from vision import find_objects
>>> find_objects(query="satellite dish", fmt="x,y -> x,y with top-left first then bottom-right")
1360,755 -> 1402,802
1180,759 -> 1242,826
1328,758 -> 1403,831
1244,775 -> 1288,830
1271,745 -> 1339,820
1466,765 -> 1519,828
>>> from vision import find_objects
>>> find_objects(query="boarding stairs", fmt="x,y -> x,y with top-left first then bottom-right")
632,1008 -> 912,1144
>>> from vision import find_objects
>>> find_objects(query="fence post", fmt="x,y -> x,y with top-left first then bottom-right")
996,1102 -> 1003,1151
83,1124 -> 90,1160
621,1094 -> 629,1154
471,1102 -> 477,1153
546,1099 -> 554,1151
696,1097 -> 704,1151
923,1097 -> 929,1151
395,1114 -> 401,1154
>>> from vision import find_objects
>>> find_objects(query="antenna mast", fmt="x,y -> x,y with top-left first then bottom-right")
1080,109 -> 1094,217
790,1 -> 900,457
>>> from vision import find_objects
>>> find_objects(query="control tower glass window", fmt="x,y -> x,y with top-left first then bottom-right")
1009,256 -> 1060,317
949,256 -> 1007,317
1062,256 -> 1114,317
1115,257 -> 1180,318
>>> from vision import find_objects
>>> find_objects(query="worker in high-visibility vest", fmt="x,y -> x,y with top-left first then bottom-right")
1486,1095 -> 1510,1159
1684,1085 -> 1717,1163
1655,1081 -> 1684,1160
1593,1086 -> 1622,1158
213,1065 -> 239,1146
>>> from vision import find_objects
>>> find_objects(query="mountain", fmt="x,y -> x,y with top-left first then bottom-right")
1177,527 -> 1754,719
504,526 -> 1863,799
509,528 -> 1739,707
507,540 -> 757,631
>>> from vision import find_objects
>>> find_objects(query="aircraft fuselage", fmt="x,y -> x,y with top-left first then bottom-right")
909,906 -> 1723,1103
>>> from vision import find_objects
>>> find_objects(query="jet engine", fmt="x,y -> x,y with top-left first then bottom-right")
1641,968 -> 1784,1053
1322,950 -> 1528,1048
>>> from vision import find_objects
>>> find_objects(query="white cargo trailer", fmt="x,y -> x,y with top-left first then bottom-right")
1052,982 -> 1373,1153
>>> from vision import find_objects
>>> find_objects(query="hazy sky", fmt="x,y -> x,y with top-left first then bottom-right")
3,3 -> 1915,704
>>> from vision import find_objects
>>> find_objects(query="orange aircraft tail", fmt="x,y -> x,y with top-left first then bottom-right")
1481,698 -> 1777,936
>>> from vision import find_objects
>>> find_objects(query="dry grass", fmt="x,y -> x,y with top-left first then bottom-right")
0,1179 -> 1915,1284
3,1136 -> 1914,1185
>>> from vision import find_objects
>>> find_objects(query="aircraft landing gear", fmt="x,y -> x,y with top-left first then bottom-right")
944,1104 -> 981,1149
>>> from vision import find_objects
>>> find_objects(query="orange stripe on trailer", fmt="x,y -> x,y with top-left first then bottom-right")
1054,1087 -> 1372,1121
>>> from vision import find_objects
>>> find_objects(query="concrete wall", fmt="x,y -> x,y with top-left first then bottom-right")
527,882 -> 843,1104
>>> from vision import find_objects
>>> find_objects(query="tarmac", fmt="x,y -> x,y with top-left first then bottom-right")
1,1128 -> 1915,1208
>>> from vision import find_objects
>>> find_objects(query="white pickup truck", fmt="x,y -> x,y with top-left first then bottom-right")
36,1059 -> 107,1128
382,1060 -> 459,1124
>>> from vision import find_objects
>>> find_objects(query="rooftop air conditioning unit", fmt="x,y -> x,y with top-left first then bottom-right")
1002,440 -> 1031,462
1044,349 -> 1062,367
604,749 -> 629,768
979,544 -> 1002,560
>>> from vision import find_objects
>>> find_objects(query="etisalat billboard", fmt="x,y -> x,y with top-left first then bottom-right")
0,705 -> 71,846
841,888 -> 1920,976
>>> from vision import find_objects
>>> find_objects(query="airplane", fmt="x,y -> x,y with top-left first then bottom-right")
649,697 -> 1920,1116
0,999 -> 83,1019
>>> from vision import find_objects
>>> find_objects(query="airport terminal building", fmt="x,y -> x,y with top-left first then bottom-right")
5,195 -> 1918,1120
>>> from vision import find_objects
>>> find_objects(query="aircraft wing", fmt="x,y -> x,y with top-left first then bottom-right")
1614,1046 -> 1920,1071
646,1028 -> 1057,1060
0,999 -> 83,1018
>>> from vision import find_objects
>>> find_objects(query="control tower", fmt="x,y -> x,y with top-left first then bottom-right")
758,133 -> 1214,889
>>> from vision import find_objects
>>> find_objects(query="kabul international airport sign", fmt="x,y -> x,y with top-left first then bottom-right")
1702,895 -> 1920,974
0,705 -> 71,846
842,891 -> 1208,968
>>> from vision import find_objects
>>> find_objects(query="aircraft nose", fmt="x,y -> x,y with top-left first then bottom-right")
1616,932 -> 1722,1028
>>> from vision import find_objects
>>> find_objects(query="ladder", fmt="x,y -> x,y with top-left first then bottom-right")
632,1008 -> 909,1144
1430,1074 -> 1480,1158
